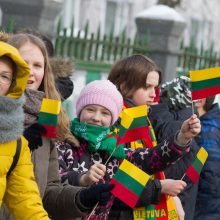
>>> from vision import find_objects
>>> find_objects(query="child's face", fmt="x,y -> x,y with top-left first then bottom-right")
132,71 -> 159,106
19,42 -> 45,91
0,57 -> 14,96
80,104 -> 112,127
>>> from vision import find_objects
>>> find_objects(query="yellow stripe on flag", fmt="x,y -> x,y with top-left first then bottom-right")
120,111 -> 134,129
120,159 -> 150,186
124,105 -> 148,118
40,98 -> 61,115
197,147 -> 208,164
190,67 -> 220,82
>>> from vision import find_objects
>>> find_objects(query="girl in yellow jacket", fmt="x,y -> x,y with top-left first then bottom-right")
0,41 -> 49,220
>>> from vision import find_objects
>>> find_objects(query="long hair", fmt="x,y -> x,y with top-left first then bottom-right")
8,33 -> 79,146
108,54 -> 162,98
204,96 -> 215,112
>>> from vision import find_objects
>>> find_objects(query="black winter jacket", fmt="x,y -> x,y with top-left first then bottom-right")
149,103 -> 199,220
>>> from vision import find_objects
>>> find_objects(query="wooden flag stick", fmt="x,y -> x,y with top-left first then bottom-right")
87,202 -> 99,220
105,147 -> 117,166
181,173 -> 185,181
191,100 -> 195,115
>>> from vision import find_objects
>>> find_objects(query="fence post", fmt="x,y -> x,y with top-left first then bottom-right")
135,5 -> 186,82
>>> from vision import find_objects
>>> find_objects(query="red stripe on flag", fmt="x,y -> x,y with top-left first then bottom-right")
110,178 -> 139,208
43,125 -> 56,138
185,165 -> 200,184
117,126 -> 150,145
191,85 -> 220,100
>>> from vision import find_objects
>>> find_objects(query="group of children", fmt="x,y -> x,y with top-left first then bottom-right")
0,32 -> 201,220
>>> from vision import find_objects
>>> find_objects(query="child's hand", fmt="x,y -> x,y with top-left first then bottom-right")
177,114 -> 201,146
80,163 -> 106,186
160,179 -> 187,196
172,196 -> 185,220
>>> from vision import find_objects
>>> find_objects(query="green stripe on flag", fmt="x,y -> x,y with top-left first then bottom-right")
191,77 -> 220,91
114,169 -> 144,196
118,126 -> 127,138
38,112 -> 58,126
192,157 -> 203,173
119,116 -> 148,138
129,116 -> 149,129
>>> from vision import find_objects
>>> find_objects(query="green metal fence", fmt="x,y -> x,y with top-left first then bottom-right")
177,40 -> 220,76
0,17 -> 14,33
54,20 -> 149,69
1,18 -> 220,77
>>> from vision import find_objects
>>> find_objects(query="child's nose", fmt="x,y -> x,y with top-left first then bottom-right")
92,111 -> 101,121
29,67 -> 34,77
150,88 -> 156,97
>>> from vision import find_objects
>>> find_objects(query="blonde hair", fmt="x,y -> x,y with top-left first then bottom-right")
8,33 -> 79,146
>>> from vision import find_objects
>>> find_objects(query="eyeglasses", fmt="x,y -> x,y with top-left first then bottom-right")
0,73 -> 13,85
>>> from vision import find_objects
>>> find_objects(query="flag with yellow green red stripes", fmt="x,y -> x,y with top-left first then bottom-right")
117,105 -> 153,146
38,98 -> 61,138
110,159 -> 151,208
190,67 -> 220,100
185,146 -> 208,184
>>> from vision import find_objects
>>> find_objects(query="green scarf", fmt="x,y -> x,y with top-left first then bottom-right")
70,118 -> 126,159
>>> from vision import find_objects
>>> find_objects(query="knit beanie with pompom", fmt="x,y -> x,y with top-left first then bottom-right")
76,80 -> 123,125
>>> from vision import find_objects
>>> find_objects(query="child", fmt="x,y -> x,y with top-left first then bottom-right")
108,55 -> 201,219
0,41 -> 49,219
57,79 -> 200,219
149,76 -> 199,220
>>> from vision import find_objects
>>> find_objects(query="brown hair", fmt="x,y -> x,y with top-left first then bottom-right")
108,54 -> 162,98
204,96 -> 215,112
8,33 -> 79,146
0,55 -> 17,89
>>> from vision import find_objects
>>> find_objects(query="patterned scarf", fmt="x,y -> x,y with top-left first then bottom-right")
123,99 -> 178,220
70,118 -> 126,159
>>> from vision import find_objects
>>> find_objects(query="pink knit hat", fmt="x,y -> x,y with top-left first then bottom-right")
76,80 -> 123,125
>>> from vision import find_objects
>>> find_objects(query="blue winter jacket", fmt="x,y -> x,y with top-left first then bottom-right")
194,103 -> 220,220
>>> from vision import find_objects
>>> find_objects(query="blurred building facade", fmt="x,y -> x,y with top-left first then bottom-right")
65,0 -> 220,50
0,0 -> 62,37
0,0 -> 219,50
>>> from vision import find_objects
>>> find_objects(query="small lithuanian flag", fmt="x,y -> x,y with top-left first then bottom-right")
110,159 -> 151,208
38,98 -> 61,138
185,147 -> 208,184
117,105 -> 151,145
190,67 -> 220,100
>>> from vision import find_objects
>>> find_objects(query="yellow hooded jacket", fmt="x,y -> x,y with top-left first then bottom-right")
0,41 -> 49,219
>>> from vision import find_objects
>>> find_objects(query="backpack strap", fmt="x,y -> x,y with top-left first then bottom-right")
7,138 -> 22,178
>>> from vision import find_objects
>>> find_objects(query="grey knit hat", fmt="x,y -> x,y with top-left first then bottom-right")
160,76 -> 192,111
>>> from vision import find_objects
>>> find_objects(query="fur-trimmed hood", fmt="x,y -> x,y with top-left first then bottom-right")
50,57 -> 74,78
50,57 -> 74,100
